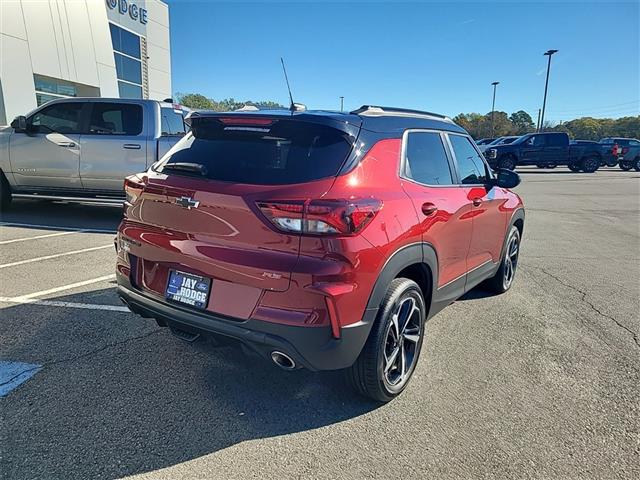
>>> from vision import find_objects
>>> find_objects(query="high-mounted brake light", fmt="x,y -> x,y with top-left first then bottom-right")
257,198 -> 382,236
218,117 -> 275,126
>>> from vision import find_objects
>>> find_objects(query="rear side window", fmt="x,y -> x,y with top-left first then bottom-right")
88,103 -> 143,135
159,118 -> 354,185
161,108 -> 187,136
30,102 -> 84,134
547,134 -> 566,146
449,134 -> 489,185
403,132 -> 453,185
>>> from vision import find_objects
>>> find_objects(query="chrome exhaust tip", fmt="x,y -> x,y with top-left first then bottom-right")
271,351 -> 296,370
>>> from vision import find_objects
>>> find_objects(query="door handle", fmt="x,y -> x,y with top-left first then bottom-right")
57,142 -> 76,148
421,202 -> 438,216
472,198 -> 482,207
123,144 -> 141,150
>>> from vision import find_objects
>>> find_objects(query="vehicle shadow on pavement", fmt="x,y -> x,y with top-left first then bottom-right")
0,200 -> 122,232
0,288 -> 379,480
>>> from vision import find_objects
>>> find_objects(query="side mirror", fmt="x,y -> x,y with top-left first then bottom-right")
486,148 -> 497,160
10,115 -> 27,132
494,168 -> 520,189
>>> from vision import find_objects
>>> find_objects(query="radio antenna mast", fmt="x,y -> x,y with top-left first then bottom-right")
280,57 -> 295,112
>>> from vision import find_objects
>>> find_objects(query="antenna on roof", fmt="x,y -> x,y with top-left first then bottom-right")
280,57 -> 296,113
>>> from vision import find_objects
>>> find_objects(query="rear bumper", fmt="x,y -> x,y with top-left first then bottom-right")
116,276 -> 375,371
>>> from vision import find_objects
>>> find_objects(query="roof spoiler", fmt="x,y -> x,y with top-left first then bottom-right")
351,105 -> 452,122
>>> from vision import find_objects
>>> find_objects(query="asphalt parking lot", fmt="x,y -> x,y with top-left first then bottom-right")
1,168 -> 638,480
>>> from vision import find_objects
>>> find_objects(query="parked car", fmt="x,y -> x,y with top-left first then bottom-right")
479,136 -> 520,152
485,132 -> 603,172
0,97 -> 189,210
116,105 -> 525,402
599,138 -> 640,170
569,140 -> 614,168
475,138 -> 496,146
618,144 -> 640,171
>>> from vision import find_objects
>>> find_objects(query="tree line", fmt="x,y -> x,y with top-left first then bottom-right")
175,93 -> 639,141
453,111 -> 639,140
175,93 -> 284,112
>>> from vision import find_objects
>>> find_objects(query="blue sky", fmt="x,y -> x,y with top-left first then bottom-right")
166,1 -> 639,122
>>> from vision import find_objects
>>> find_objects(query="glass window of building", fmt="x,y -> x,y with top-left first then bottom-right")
110,23 -> 143,99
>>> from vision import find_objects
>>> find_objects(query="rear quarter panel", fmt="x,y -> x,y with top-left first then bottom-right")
292,138 -> 422,328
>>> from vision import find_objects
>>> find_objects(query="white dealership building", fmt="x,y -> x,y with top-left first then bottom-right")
0,0 -> 172,125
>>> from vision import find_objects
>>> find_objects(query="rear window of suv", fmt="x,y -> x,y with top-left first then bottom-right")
158,117 -> 354,185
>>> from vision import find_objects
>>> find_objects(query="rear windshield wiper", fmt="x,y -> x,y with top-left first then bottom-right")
161,162 -> 208,176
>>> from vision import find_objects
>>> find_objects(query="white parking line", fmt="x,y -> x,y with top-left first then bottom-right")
0,230 -> 82,245
0,222 -> 116,234
0,274 -> 127,312
12,274 -> 116,300
0,245 -> 113,269
0,296 -> 129,312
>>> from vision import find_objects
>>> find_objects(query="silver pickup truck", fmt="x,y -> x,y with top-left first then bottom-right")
0,97 -> 188,210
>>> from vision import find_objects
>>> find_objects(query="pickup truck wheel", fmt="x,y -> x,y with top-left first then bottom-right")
0,174 -> 12,211
546,162 -> 558,169
345,278 -> 426,403
619,161 -> 632,171
634,157 -> 640,172
485,226 -> 520,294
498,155 -> 516,171
568,164 -> 581,172
580,155 -> 599,173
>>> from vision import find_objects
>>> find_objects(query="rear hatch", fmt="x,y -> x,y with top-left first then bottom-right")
122,112 -> 360,295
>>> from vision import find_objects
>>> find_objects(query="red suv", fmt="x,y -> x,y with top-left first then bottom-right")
116,105 -> 524,402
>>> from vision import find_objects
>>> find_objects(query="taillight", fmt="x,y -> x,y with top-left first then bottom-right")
218,117 -> 275,126
124,175 -> 145,215
257,198 -> 382,236
612,144 -> 619,155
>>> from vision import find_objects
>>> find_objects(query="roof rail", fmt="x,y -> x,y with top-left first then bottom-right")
351,105 -> 452,122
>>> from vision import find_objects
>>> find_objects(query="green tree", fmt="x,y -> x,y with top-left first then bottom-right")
174,93 -> 215,110
509,110 -> 535,135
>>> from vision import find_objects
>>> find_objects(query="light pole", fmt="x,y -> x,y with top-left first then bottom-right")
539,49 -> 558,132
339,96 -> 344,112
490,81 -> 499,137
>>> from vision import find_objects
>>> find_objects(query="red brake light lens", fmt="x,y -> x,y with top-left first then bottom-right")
257,198 -> 382,236
218,117 -> 275,126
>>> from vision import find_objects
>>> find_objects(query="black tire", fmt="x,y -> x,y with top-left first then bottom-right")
346,278 -> 426,403
634,157 -> 640,172
0,173 -> 12,212
498,155 -> 516,171
568,164 -> 581,172
485,226 -> 521,294
547,163 -> 557,169
580,155 -> 600,173
606,158 -> 618,167
536,163 -> 545,169
619,161 -> 632,171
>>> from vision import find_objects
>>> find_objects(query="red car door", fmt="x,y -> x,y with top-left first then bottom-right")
399,130 -> 474,288
447,134 -> 507,282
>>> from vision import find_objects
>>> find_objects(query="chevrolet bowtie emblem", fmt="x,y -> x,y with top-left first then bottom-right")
175,196 -> 199,209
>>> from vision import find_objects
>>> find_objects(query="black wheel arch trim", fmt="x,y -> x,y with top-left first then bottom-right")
501,208 -> 525,260
364,242 -> 438,314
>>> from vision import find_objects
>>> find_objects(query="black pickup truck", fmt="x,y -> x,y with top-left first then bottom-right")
485,132 -> 603,172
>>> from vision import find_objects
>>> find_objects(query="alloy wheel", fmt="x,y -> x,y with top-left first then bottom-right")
503,232 -> 520,290
382,297 -> 423,390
